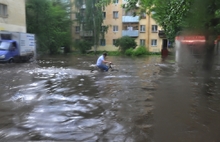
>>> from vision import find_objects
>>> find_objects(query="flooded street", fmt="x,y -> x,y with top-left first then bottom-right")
0,54 -> 220,141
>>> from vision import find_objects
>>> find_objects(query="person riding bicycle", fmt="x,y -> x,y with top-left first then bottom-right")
96,52 -> 112,71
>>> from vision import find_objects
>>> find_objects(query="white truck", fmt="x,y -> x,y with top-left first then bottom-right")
0,31 -> 36,63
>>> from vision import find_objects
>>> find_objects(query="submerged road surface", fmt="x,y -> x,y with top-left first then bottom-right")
0,54 -> 220,141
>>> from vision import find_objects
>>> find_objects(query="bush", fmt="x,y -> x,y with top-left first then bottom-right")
115,36 -> 137,53
125,48 -> 134,56
124,46 -> 150,56
107,51 -> 121,56
73,40 -> 92,54
133,46 -> 148,56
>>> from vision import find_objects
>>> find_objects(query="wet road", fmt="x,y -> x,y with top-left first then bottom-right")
0,54 -> 220,141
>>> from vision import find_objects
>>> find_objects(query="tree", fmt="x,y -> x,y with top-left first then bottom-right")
124,0 -> 220,40
122,0 -> 191,42
124,0 -> 220,71
73,40 -> 93,54
85,0 -> 103,52
26,0 -> 72,54
74,0 -> 108,53
115,36 -> 137,53
187,0 -> 220,70
95,0 -> 112,7
152,0 -> 191,42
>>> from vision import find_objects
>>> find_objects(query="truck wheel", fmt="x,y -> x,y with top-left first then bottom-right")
8,58 -> 14,63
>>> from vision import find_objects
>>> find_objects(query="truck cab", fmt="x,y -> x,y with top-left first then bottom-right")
0,40 -> 19,63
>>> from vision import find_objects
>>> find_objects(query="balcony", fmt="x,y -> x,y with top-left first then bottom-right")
122,30 -> 139,37
122,16 -> 139,23
80,31 -> 93,37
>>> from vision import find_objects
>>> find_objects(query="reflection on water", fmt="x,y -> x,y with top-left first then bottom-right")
0,55 -> 220,141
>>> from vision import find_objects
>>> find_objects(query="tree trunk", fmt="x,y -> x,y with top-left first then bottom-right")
203,35 -> 215,71
92,2 -> 97,54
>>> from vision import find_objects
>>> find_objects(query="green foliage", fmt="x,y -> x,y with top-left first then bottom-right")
151,0 -> 192,41
26,0 -> 72,54
122,0 -> 154,16
107,51 -> 121,56
74,0 -> 107,52
99,0 -> 220,42
115,36 -> 137,53
95,0 -> 112,7
125,0 -> 220,41
125,46 -> 149,56
133,46 -> 148,56
125,48 -> 134,56
123,0 -> 192,41
215,10 -> 220,34
185,0 -> 220,37
74,40 -> 93,54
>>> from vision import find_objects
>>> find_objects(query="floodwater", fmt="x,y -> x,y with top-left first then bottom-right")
0,54 -> 220,142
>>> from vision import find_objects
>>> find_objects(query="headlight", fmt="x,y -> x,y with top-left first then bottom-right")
0,55 -> 5,59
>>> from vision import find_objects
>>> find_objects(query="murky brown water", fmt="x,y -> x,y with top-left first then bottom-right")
0,54 -> 220,141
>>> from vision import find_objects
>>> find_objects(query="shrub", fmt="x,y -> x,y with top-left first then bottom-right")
107,51 -> 121,56
125,48 -> 134,56
115,36 -> 137,53
133,46 -> 148,56
73,40 -> 93,54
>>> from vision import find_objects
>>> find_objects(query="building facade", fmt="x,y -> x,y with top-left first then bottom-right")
71,0 -> 167,53
0,0 -> 26,32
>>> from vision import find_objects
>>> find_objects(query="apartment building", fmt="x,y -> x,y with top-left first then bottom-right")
0,0 -> 26,32
72,0 -> 167,53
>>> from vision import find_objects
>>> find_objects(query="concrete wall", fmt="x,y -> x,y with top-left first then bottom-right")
0,0 -> 26,32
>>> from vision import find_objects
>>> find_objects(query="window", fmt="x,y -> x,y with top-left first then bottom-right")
125,11 -> 132,16
151,11 -> 156,15
113,11 -> 118,19
75,26 -> 80,33
152,25 -> 158,32
141,12 -> 146,19
0,4 -> 8,17
113,39 -> 117,46
140,25 -> 145,32
103,12 -> 106,19
123,0 -> 128,3
113,25 -> 118,32
75,39 -> 79,42
75,12 -> 80,19
127,26 -> 133,30
101,26 -> 107,32
101,26 -> 104,32
100,39 -> 106,46
151,39 -> 157,46
140,39 -> 145,46
168,40 -> 172,47
113,0 -> 119,4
